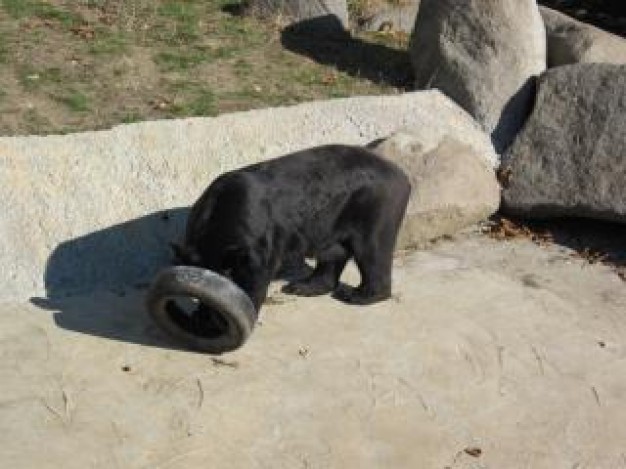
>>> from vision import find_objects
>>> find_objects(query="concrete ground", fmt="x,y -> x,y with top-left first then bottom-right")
2,232 -> 625,469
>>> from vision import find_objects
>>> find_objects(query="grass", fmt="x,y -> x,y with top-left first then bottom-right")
154,1 -> 201,44
2,0 -> 82,25
88,31 -> 128,55
167,81 -> 217,116
58,91 -> 90,112
18,66 -> 63,90
0,30 -> 7,63
0,0 -> 410,136
154,46 -> 213,71
347,0 -> 414,18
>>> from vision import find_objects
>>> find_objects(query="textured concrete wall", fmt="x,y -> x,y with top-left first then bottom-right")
0,91 -> 496,301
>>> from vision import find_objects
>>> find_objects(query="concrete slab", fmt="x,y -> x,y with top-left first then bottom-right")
2,234 -> 625,468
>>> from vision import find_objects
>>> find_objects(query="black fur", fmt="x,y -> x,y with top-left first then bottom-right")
174,144 -> 411,310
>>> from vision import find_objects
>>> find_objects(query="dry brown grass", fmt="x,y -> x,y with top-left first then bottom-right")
348,0 -> 414,19
0,0 -> 408,136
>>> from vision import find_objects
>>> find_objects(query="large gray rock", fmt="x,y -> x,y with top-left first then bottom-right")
501,64 -> 626,223
410,0 -> 546,153
0,90 -> 496,301
541,7 -> 626,67
371,132 -> 500,248
246,0 -> 349,29
355,0 -> 420,33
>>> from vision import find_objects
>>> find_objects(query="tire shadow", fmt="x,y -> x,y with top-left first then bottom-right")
30,290 -> 188,351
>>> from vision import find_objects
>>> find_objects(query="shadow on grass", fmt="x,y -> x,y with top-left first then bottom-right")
221,1 -> 247,16
220,5 -> 413,88
280,15 -> 414,89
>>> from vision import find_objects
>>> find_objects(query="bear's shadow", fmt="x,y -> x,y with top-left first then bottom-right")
30,208 -> 191,349
30,207 -> 313,350
42,208 -> 189,299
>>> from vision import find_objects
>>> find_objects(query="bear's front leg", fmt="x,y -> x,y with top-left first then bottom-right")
282,274 -> 335,296
333,284 -> 392,305
282,244 -> 349,297
224,247 -> 273,311
332,227 -> 394,306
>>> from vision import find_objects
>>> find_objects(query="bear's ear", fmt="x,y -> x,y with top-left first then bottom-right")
169,242 -> 202,265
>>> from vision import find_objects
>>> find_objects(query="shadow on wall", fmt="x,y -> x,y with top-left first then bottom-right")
280,15 -> 414,89
28,205 -> 312,351
29,207 -> 191,351
41,207 -> 189,299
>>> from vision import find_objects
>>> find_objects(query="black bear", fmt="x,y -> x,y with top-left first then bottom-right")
173,144 -> 411,311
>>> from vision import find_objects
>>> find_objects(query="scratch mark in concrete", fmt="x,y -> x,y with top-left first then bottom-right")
591,386 -> 602,407
531,346 -> 545,376
196,378 -> 204,410
211,358 -> 239,369
41,398 -> 65,424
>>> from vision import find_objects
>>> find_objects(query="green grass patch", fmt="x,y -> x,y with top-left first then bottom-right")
217,17 -> 269,45
2,0 -> 82,26
154,50 -> 206,71
120,112 -> 143,124
88,31 -> 128,55
18,67 -> 42,91
186,89 -> 217,116
2,0 -> 40,18
154,1 -> 201,44
167,81 -> 217,117
57,91 -> 90,112
157,1 -> 198,22
18,66 -> 64,91
154,44 -> 234,71
0,37 -> 7,63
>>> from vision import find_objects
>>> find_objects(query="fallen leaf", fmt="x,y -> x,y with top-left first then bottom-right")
464,447 -> 482,457
321,72 -> 337,85
70,24 -> 95,40
496,166 -> 513,188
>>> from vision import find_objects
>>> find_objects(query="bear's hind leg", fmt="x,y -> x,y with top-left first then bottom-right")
282,244 -> 349,297
334,187 -> 408,306
333,238 -> 394,305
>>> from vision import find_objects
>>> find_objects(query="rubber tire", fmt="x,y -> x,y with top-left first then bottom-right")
146,266 -> 257,354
